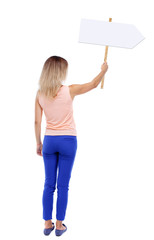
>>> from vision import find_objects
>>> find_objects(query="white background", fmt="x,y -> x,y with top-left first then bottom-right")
0,0 -> 154,240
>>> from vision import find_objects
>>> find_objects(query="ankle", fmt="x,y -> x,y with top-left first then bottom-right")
45,220 -> 52,226
56,220 -> 63,227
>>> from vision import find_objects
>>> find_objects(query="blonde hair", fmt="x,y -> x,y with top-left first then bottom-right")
38,56 -> 68,99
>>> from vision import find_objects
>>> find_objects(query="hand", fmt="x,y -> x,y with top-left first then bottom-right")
36,142 -> 43,156
101,62 -> 108,73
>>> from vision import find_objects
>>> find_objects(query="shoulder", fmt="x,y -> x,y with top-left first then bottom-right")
35,90 -> 41,102
37,89 -> 41,96
68,85 -> 75,101
67,84 -> 73,93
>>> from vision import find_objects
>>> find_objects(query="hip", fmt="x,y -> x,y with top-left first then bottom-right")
42,135 -> 78,155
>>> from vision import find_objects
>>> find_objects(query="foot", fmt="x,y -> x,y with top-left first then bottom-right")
55,223 -> 67,236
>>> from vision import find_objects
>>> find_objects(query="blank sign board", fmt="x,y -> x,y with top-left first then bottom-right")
79,19 -> 145,49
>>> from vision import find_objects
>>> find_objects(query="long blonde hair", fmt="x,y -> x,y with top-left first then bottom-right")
38,56 -> 68,99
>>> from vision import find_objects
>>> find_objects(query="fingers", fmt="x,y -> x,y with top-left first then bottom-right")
37,150 -> 43,156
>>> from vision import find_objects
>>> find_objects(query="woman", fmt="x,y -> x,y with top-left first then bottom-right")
34,56 -> 108,236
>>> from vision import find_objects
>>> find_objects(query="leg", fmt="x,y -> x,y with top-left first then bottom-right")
42,151 -> 58,222
56,136 -> 77,229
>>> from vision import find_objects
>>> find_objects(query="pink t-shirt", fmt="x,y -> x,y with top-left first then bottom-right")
38,85 -> 77,136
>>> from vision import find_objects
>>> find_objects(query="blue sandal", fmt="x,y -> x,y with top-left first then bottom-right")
43,223 -> 55,235
55,223 -> 67,236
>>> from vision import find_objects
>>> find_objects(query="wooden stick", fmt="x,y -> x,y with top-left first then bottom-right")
101,17 -> 112,89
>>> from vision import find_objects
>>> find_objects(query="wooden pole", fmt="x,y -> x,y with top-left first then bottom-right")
101,18 -> 112,89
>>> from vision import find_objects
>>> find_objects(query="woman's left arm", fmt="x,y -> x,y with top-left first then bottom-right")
35,91 -> 43,156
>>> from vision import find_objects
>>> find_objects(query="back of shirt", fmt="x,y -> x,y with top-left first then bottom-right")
38,85 -> 77,136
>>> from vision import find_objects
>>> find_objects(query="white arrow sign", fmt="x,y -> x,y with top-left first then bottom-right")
79,18 -> 145,49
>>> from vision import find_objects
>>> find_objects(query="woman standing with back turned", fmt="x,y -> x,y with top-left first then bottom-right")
34,56 -> 108,236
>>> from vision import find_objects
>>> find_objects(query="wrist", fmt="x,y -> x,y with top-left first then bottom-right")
37,143 -> 42,146
100,69 -> 106,74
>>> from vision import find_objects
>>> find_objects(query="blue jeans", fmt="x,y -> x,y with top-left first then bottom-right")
42,135 -> 77,221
